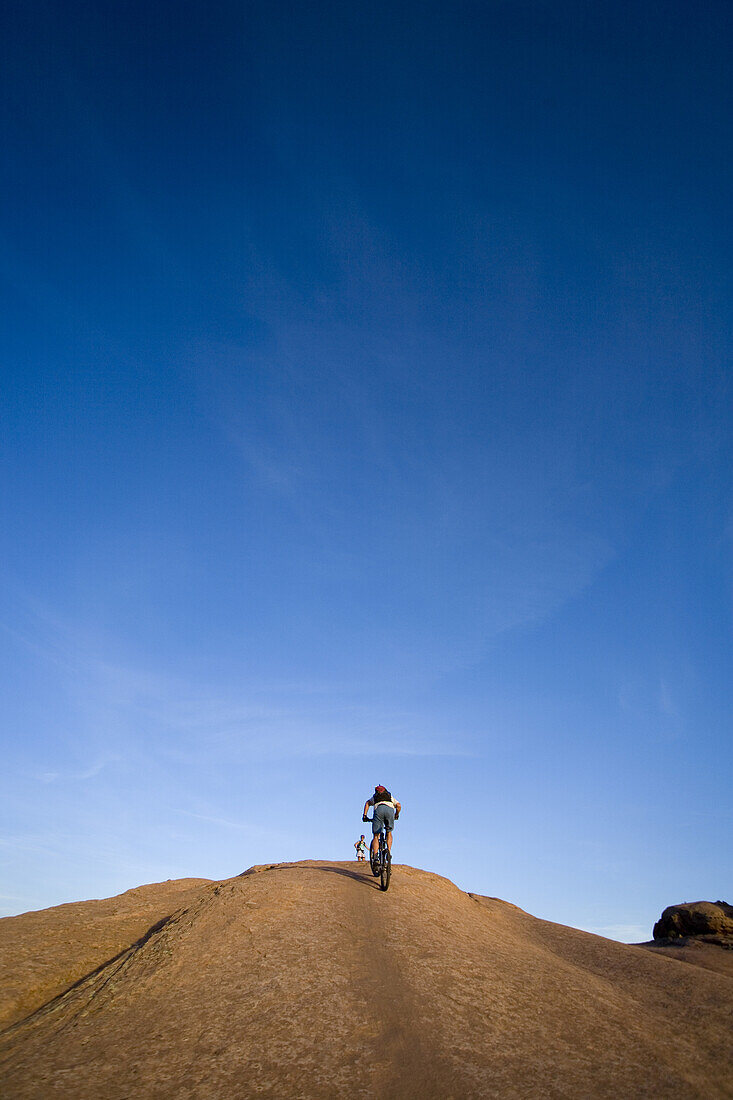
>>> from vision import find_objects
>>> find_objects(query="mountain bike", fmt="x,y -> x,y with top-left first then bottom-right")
364,817 -> 391,891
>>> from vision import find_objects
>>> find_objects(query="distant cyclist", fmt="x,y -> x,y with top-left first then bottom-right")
362,785 -> 401,862
354,835 -> 367,861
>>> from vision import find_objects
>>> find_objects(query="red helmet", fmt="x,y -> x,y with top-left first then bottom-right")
375,784 -> 387,792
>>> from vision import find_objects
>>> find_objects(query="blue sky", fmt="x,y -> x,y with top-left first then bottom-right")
1,1 -> 731,941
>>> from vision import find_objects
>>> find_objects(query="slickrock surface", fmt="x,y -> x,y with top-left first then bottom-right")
1,861 -> 732,1099
0,878 -> 211,1030
638,937 -> 733,979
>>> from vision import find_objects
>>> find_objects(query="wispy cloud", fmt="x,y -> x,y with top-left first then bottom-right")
617,671 -> 686,734
176,810 -> 253,830
32,757 -> 119,784
171,809 -> 297,846
584,923 -> 649,943
0,836 -> 61,856
1,592 -> 474,765
658,678 -> 679,719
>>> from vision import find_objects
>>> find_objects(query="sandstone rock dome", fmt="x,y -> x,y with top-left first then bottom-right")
1,862 -> 732,1098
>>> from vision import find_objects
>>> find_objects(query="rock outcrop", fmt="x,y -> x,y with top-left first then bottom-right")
653,900 -> 733,943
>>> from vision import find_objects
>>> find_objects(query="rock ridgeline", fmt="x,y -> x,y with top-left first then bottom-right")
653,900 -> 733,945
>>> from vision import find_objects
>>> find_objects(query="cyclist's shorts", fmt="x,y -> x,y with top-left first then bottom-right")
373,803 -> 395,834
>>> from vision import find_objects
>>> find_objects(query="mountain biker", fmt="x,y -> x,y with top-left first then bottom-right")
362,785 -> 401,861
354,835 -> 367,861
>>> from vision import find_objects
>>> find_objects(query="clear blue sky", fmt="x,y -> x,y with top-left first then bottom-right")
2,1 -> 731,941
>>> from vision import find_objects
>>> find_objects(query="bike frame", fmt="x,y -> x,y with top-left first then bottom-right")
364,816 -> 392,891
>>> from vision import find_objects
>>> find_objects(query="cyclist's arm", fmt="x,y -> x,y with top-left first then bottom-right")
362,801 -> 371,819
394,801 -> 402,815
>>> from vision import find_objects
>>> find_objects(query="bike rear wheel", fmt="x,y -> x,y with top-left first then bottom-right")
379,848 -> 391,891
